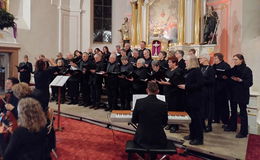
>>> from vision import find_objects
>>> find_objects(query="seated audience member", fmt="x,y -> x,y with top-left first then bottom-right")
132,82 -> 168,160
12,83 -> 56,150
178,55 -> 204,145
0,77 -> 19,119
4,98 -> 50,160
228,54 -> 253,138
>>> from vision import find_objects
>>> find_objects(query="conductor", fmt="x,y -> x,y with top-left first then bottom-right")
132,82 -> 168,150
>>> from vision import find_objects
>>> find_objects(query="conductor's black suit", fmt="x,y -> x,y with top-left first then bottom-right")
132,95 -> 168,148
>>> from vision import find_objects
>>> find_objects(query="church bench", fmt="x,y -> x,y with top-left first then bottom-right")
125,140 -> 177,160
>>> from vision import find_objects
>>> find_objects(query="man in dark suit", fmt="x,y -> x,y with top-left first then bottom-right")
132,82 -> 168,152
175,50 -> 186,70
18,55 -> 33,84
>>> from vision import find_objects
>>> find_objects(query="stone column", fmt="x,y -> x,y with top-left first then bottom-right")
137,0 -> 144,43
194,0 -> 202,44
178,0 -> 185,45
130,1 -> 138,47
185,0 -> 194,44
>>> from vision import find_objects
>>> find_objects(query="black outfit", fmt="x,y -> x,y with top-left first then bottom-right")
177,59 -> 186,70
158,59 -> 168,70
163,67 -> 185,132
67,66 -> 82,104
119,63 -> 134,110
34,67 -> 58,112
53,66 -> 68,103
149,68 -> 166,95
200,65 -> 215,130
103,52 -> 111,66
144,58 -> 152,68
164,67 -> 185,111
126,49 -> 132,57
132,67 -> 149,94
106,62 -> 120,110
138,48 -> 146,58
132,95 -> 168,149
213,61 -> 231,124
89,61 -> 105,107
79,60 -> 92,106
228,64 -> 253,136
28,89 -> 56,151
4,127 -> 50,160
129,56 -> 139,67
18,62 -> 33,84
0,91 -> 19,155
184,68 -> 204,143
0,91 -> 19,119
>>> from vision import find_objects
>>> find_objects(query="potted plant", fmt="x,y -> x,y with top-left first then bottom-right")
0,8 -> 17,38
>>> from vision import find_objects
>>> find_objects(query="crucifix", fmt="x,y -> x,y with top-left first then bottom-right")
153,41 -> 160,56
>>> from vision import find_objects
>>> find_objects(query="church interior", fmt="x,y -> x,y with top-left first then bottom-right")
0,0 -> 260,159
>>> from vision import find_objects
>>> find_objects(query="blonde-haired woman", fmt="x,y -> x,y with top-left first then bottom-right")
4,98 -> 50,160
178,55 -> 204,145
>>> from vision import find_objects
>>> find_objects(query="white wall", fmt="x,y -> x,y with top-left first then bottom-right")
90,0 -> 132,52
241,0 -> 260,93
8,0 -> 131,63
9,0 -> 59,64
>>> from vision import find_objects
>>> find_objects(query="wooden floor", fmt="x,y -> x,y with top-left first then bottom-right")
50,102 -> 248,160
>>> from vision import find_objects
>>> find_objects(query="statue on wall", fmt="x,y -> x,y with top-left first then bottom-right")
203,6 -> 218,44
0,0 -> 8,11
119,17 -> 130,47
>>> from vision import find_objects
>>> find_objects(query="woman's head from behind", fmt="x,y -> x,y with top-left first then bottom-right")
18,98 -> 47,132
35,59 -> 47,71
12,82 -> 32,99
185,55 -> 200,70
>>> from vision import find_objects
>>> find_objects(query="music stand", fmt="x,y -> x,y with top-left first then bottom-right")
50,75 -> 70,131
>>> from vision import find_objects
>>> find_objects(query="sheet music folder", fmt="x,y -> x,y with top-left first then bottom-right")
50,76 -> 70,87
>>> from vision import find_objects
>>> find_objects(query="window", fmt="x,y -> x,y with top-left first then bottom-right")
93,0 -> 112,43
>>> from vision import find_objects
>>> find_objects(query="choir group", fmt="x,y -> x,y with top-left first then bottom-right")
17,41 -> 253,145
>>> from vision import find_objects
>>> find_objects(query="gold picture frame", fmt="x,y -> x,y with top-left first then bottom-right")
145,0 -> 185,45
0,0 -> 9,11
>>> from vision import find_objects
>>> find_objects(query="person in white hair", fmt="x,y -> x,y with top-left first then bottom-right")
199,54 -> 215,132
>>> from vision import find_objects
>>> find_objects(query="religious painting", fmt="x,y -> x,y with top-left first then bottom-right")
0,0 -> 9,11
147,0 -> 179,44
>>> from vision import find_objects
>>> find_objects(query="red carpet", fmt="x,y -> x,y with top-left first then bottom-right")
246,134 -> 260,160
53,116 -> 202,160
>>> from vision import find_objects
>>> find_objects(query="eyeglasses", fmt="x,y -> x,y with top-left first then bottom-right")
232,59 -> 239,61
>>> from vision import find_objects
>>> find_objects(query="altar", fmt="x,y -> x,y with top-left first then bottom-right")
130,0 -> 219,57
